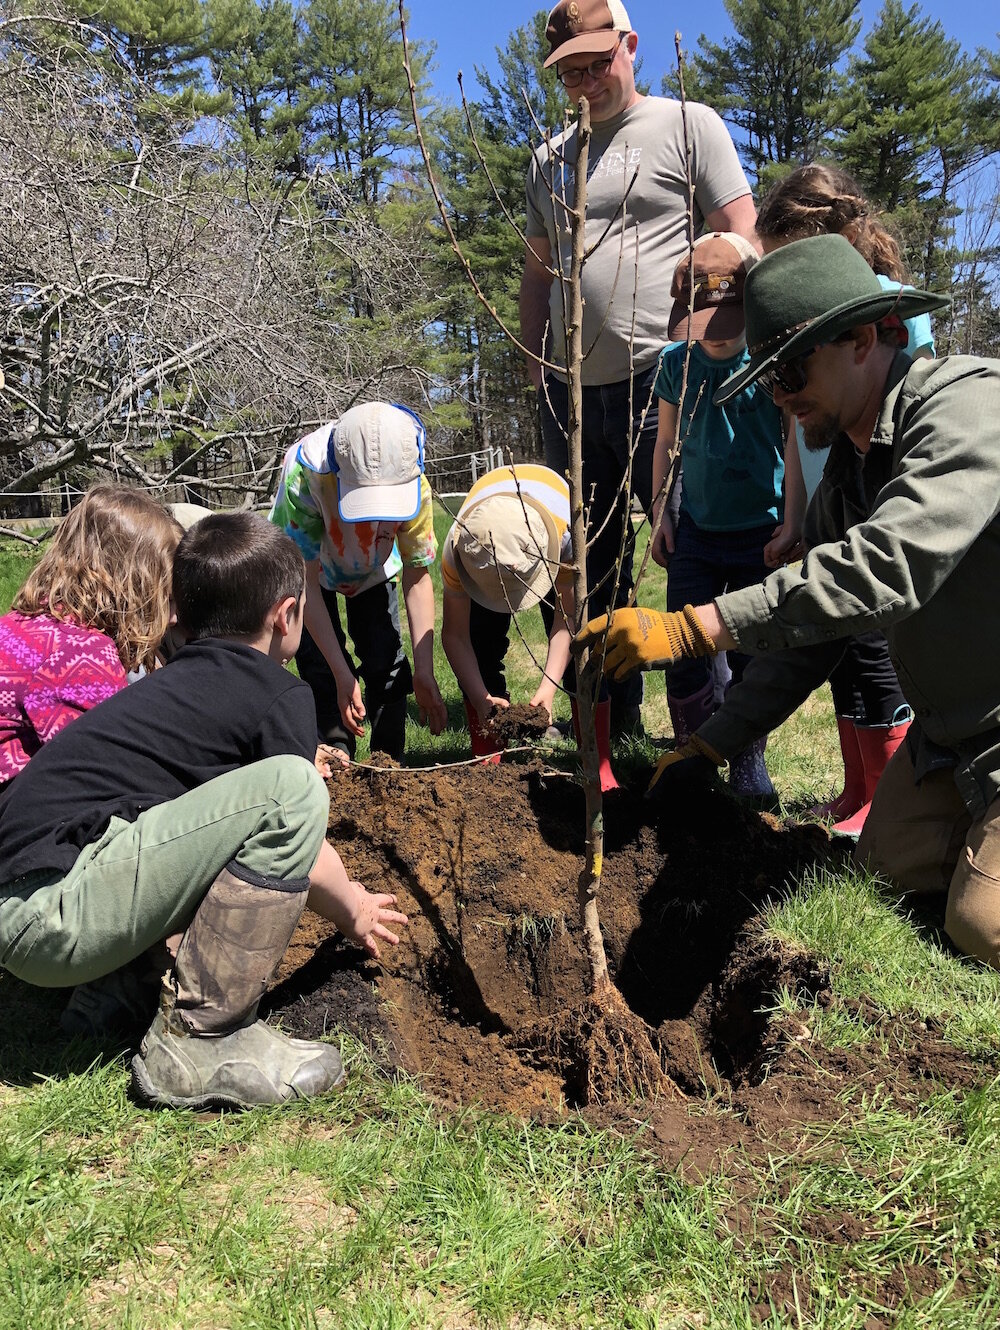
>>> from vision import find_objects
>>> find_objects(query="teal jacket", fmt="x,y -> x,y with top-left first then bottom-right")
700,352 -> 1000,818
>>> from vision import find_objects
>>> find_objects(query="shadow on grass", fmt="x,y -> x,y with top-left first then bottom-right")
0,970 -> 128,1085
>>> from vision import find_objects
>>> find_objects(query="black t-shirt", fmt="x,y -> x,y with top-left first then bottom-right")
0,639 -> 317,883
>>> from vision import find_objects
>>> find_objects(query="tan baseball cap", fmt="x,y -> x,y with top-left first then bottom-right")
543,0 -> 632,67
454,493 -> 561,614
332,402 -> 426,523
668,232 -> 760,341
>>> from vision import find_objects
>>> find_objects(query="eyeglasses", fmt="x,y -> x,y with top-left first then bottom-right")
757,333 -> 854,398
558,35 -> 624,88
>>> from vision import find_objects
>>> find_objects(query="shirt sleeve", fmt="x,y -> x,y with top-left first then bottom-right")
653,345 -> 683,406
688,103 -> 752,218
396,480 -> 438,569
24,631 -> 127,746
716,361 -> 1000,653
269,447 -> 326,564
525,145 -> 552,240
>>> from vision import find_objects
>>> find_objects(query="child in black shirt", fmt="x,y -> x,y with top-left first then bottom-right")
0,513 -> 406,1110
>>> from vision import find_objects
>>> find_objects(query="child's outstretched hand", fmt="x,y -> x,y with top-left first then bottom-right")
343,884 -> 409,960
315,743 -> 350,777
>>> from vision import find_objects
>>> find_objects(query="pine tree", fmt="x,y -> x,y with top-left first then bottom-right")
675,0 -> 861,178
837,0 -> 993,287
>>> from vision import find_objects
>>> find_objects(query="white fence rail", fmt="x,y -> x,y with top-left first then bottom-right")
424,446 -> 505,500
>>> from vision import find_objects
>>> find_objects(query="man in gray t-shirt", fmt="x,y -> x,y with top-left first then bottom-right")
520,0 -> 754,733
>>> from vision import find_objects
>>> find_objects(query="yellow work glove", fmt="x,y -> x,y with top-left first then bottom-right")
574,604 -> 717,681
647,733 -> 725,794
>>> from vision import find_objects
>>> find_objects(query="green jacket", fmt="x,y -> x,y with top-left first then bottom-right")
700,351 -> 1000,818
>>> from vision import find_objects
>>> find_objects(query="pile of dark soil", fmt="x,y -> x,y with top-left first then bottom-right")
269,759 -> 979,1130
488,701 -> 551,744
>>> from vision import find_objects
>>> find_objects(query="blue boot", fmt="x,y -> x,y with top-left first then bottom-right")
728,736 -> 777,802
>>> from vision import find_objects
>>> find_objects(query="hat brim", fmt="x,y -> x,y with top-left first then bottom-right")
543,28 -> 621,67
338,475 -> 421,523
668,302 -> 746,342
454,495 -> 562,614
713,288 -> 950,406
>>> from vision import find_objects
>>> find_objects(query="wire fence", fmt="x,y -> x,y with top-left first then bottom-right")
0,445 -> 508,528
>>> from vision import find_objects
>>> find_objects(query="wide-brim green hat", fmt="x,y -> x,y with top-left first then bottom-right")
713,234 -> 950,405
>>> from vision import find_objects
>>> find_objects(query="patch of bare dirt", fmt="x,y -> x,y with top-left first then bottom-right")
266,758 -> 991,1147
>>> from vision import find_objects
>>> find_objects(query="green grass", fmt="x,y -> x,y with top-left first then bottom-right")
4,521 -> 1000,1327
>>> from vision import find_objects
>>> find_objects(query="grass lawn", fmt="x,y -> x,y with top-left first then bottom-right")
2,513 -> 999,1329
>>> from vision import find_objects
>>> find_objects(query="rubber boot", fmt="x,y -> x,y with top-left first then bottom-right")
832,719 -> 911,838
572,699 -> 620,793
131,864 -> 346,1110
463,697 -> 503,765
667,679 -> 716,748
728,736 -> 777,803
808,717 -> 865,821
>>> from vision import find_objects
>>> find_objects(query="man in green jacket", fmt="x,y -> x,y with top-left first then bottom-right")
577,233 -> 1000,970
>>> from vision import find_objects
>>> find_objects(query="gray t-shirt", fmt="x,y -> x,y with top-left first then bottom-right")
525,96 -> 750,385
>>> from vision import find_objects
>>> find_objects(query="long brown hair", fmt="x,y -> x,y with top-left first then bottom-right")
755,163 -> 909,281
14,485 -> 183,673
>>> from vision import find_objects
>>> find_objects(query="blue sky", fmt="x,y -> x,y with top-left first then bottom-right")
409,0 -> 999,104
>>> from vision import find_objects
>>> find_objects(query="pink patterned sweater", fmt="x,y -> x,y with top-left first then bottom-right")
0,610 -> 126,783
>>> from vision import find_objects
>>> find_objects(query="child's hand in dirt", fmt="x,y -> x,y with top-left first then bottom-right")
478,695 -> 509,723
527,689 -> 553,723
315,743 -> 349,778
342,884 -> 409,960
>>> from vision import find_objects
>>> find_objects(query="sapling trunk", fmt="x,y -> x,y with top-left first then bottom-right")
564,100 -> 610,995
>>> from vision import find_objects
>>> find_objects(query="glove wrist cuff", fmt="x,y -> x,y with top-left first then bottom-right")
681,605 -> 718,657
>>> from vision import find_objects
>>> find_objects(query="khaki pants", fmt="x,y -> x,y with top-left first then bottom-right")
0,755 -> 327,988
856,742 -> 1000,969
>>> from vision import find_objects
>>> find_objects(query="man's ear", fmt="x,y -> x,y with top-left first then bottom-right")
273,594 -> 300,639
852,323 -> 879,363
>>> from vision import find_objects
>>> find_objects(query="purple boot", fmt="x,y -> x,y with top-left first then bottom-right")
667,679 -> 716,747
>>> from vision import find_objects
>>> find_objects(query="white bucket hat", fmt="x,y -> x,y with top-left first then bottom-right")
454,493 -> 561,614
332,402 -> 426,522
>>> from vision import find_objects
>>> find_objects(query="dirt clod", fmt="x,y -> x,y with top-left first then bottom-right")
489,702 -> 552,744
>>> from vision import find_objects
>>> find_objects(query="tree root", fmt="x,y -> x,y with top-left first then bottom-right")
521,983 -> 680,1106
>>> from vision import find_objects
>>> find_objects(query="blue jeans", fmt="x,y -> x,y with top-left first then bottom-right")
538,365 -> 658,714
666,512 -> 774,699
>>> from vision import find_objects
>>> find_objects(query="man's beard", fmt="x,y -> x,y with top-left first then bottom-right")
801,411 -> 842,452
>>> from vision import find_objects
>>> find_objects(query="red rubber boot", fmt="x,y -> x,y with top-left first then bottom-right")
572,699 -> 620,793
832,720 -> 910,838
808,717 -> 865,821
463,697 -> 503,765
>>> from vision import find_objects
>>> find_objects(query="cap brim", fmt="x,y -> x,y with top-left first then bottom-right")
338,475 -> 421,523
668,302 -> 746,342
713,288 -> 950,406
543,29 -> 621,67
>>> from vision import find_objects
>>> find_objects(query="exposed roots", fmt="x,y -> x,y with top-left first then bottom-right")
522,983 -> 680,1106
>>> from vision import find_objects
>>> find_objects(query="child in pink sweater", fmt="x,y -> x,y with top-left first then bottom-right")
0,486 -> 181,783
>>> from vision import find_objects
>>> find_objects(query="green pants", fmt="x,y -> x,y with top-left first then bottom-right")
0,755 -> 328,987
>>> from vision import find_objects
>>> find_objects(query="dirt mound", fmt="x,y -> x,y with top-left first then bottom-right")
269,760 -> 837,1110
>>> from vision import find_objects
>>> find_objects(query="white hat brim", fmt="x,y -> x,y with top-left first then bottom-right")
338,476 -> 421,523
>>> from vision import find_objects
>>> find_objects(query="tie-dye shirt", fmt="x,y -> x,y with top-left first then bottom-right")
0,611 -> 126,783
269,424 -> 437,595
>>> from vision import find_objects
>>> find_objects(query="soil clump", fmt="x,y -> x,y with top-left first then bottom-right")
488,701 -> 551,744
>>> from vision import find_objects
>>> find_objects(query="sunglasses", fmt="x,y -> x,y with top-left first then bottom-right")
558,34 -> 625,88
757,332 -> 854,398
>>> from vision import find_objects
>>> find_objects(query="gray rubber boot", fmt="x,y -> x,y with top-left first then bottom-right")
131,863 -> 346,1110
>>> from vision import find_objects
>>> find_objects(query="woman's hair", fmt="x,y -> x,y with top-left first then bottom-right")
14,485 -> 183,673
755,163 -> 909,281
